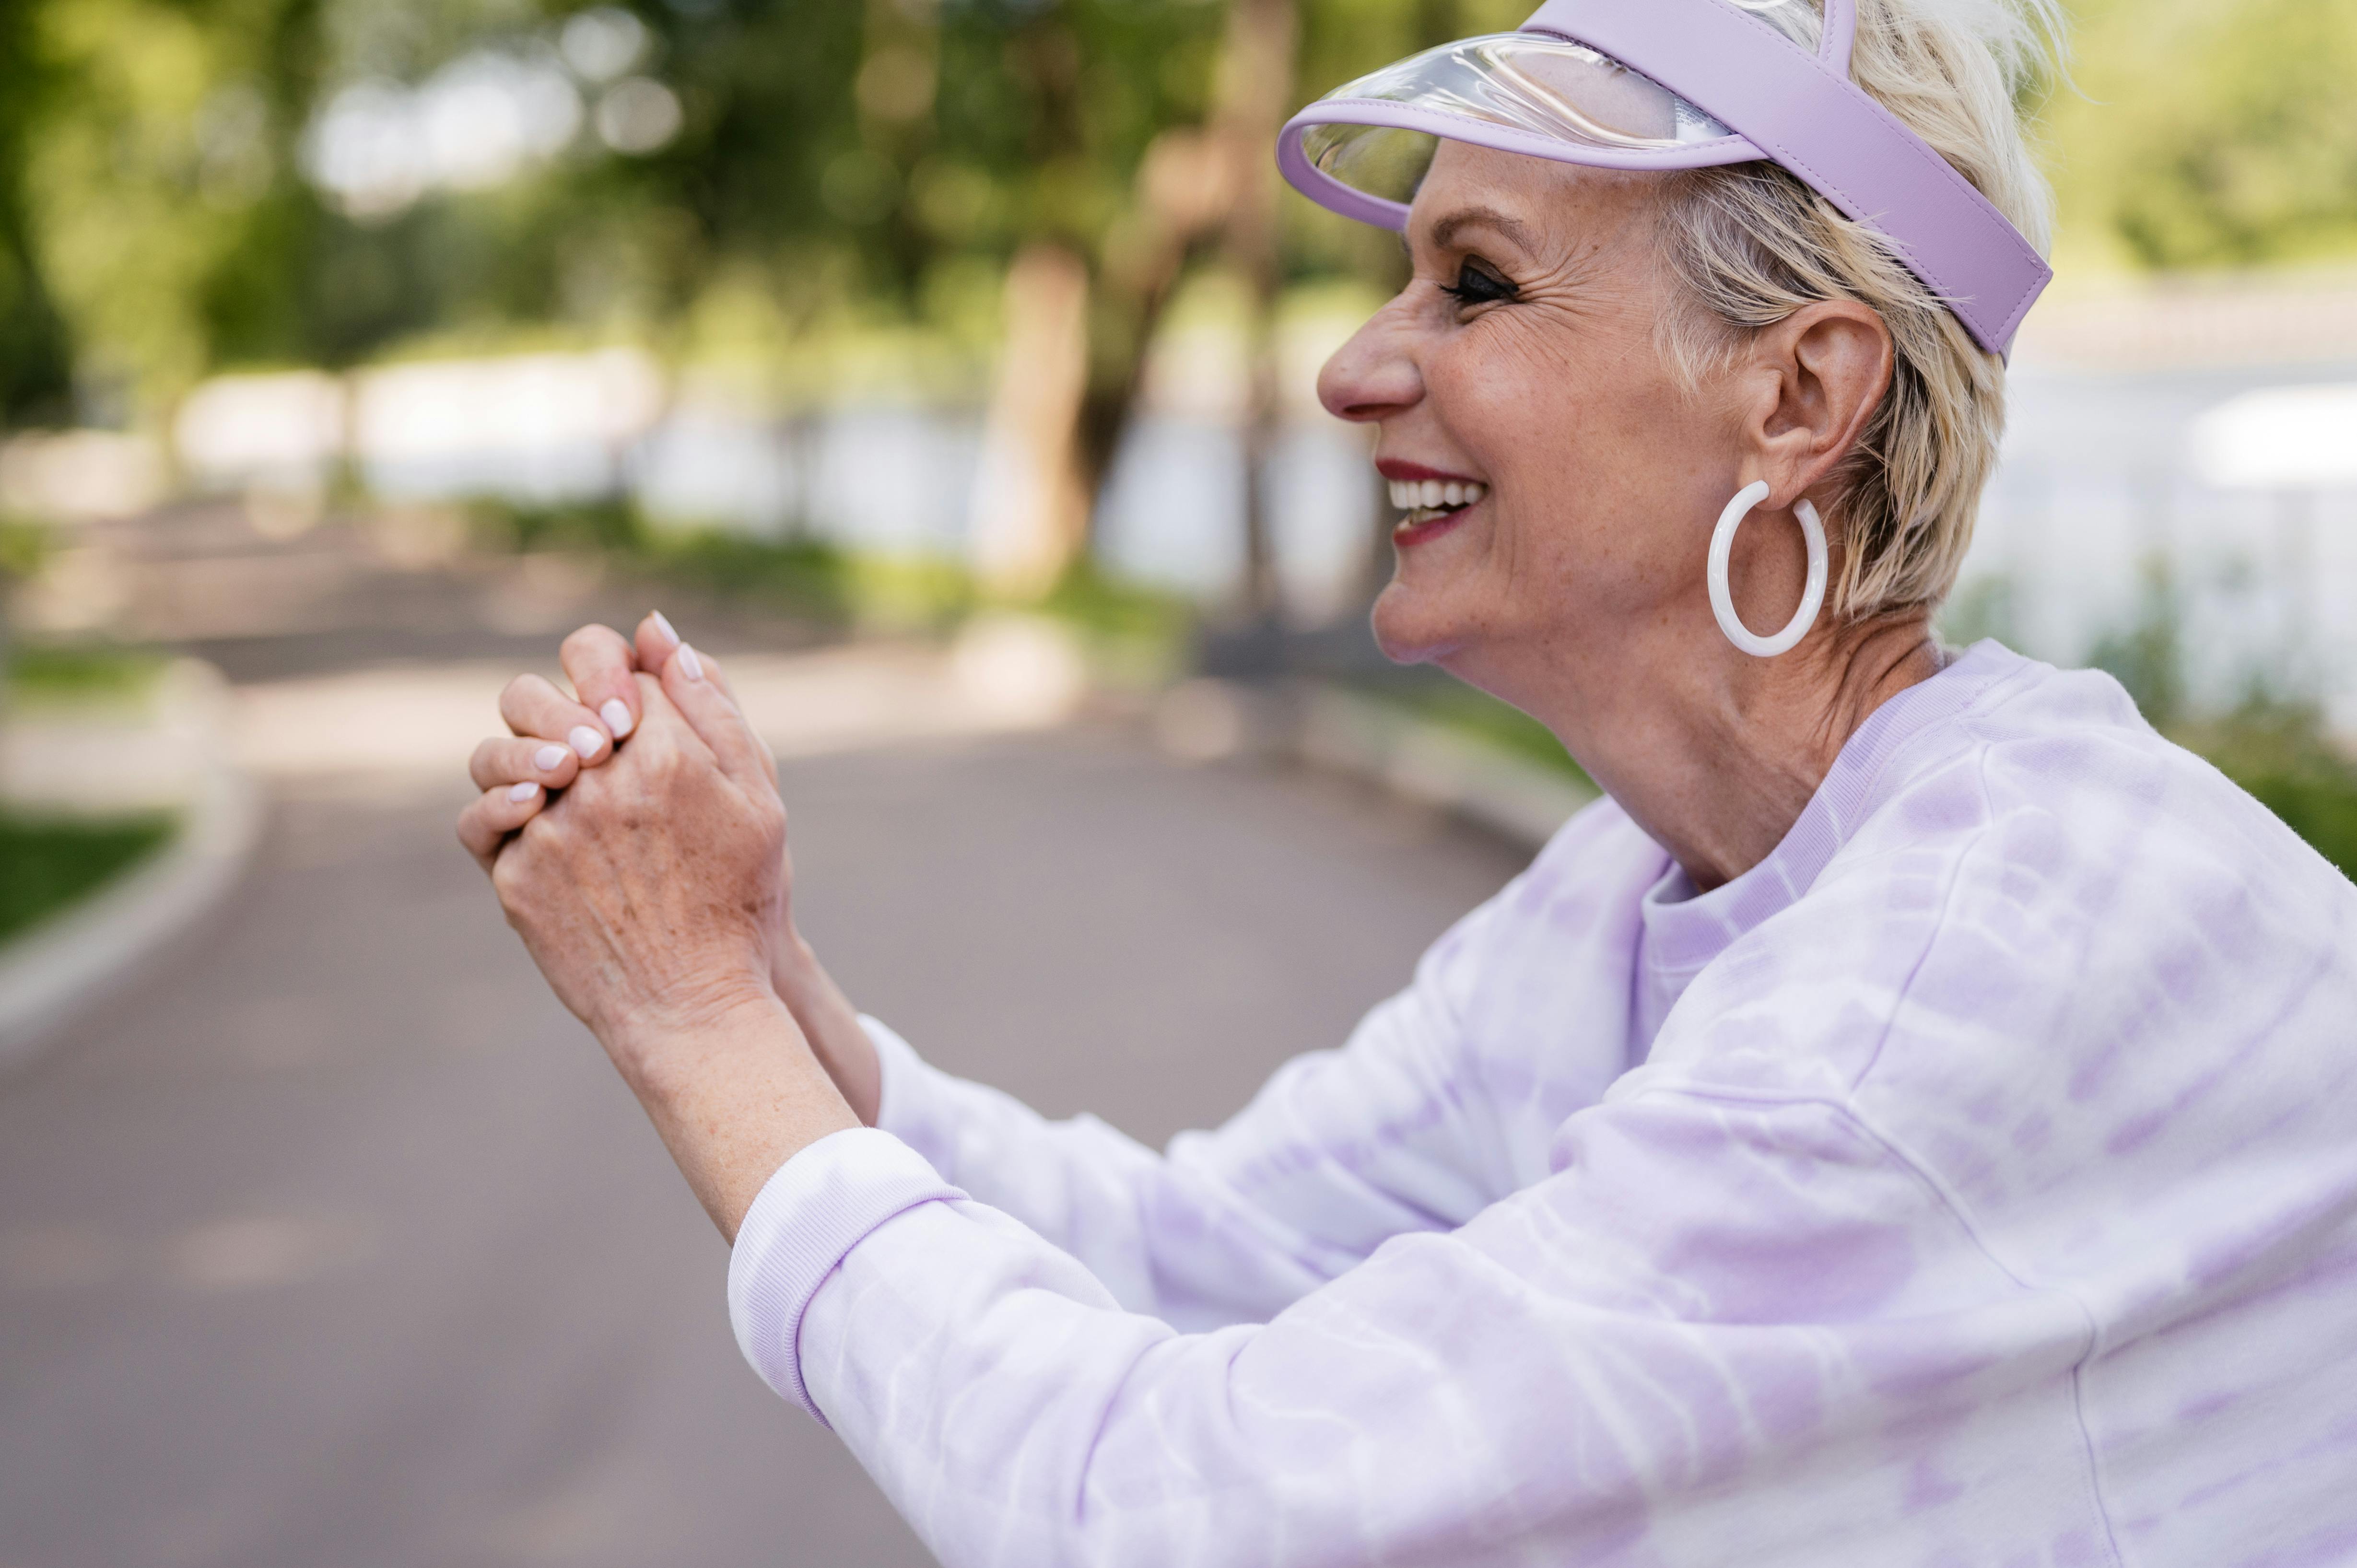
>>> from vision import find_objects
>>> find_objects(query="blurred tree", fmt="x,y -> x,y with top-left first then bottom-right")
9,0 -> 2345,583
0,4 -> 75,426
18,0 -> 331,421
2046,0 -> 2357,269
1217,0 -> 1299,621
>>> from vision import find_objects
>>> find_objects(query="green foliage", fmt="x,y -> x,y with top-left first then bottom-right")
2234,768 -> 2357,883
466,494 -> 642,556
2087,556 -> 2186,729
646,530 -> 861,625
20,0 -> 333,413
6,642 -> 167,705
0,0 -> 2347,424
0,1 -> 73,424
2180,697 -> 2357,883
1936,575 -> 2018,651
464,489 -> 1201,649
0,0 -> 1709,416
0,515 -> 49,580
1039,557 -> 1190,646
2046,0 -> 2357,269
2076,568 -> 2357,882
0,810 -> 176,944
466,494 -> 908,629
1350,670 -> 1595,788
1034,558 -> 1193,684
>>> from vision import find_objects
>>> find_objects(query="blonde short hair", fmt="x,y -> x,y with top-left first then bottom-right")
1655,0 -> 2062,620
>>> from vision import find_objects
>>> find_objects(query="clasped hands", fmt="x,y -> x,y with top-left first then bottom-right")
456,613 -> 879,1239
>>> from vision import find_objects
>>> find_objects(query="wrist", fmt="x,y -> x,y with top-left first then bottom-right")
600,977 -> 787,1098
767,930 -> 882,1127
597,982 -> 861,1243
770,928 -> 823,998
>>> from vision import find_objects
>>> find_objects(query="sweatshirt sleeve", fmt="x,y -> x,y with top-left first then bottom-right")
858,901 -> 1523,1330
730,1083 -> 2080,1568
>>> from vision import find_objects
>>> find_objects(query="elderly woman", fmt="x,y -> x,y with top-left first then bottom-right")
457,0 -> 2357,1560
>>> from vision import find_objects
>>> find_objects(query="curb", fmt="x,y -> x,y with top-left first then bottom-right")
0,664 -> 264,1074
1152,679 -> 1596,851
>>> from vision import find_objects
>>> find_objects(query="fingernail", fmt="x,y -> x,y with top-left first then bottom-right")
600,699 -> 633,738
650,610 -> 680,649
678,644 -> 704,682
533,743 -> 568,772
568,725 -> 605,760
507,781 -> 539,803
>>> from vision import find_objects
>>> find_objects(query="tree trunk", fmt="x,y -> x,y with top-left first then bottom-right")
1045,0 -> 1299,610
1073,127 -> 1232,512
1214,0 -> 1300,629
968,242 -> 1093,599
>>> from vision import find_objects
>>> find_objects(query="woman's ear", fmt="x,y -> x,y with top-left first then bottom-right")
1737,300 -> 1893,507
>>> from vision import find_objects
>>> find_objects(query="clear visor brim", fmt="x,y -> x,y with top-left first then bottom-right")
1295,34 -> 1739,209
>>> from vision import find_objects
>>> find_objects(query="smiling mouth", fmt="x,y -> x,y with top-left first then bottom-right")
1386,477 -> 1488,526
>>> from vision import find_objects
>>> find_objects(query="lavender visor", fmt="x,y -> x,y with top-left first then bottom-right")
1275,0 -> 2049,359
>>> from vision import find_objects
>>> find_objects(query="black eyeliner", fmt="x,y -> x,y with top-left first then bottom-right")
1439,260 -> 1518,306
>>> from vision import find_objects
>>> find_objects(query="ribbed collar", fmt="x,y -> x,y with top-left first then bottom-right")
1630,640 -> 2035,1040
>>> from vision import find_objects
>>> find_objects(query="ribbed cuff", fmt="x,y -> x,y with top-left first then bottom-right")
727,1126 -> 964,1427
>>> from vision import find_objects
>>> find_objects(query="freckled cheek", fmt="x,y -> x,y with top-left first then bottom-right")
1425,332 -> 1583,513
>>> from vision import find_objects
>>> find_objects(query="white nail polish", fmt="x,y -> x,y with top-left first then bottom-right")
533,744 -> 567,772
600,699 -> 633,738
651,610 -> 680,648
568,725 -> 604,760
678,644 -> 704,682
508,781 -> 539,803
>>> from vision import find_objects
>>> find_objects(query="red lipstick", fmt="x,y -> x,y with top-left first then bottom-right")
1376,459 -> 1484,484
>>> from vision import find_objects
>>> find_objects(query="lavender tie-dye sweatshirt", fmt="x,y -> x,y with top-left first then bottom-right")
728,641 -> 2357,1567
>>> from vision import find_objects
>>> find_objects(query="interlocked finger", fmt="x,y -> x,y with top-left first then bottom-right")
654,649 -> 780,792
633,615 -> 776,786
560,623 -> 644,744
499,673 -> 613,765
470,734 -> 582,793
457,781 -> 549,872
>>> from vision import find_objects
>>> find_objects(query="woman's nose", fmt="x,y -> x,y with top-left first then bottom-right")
1317,299 -> 1425,424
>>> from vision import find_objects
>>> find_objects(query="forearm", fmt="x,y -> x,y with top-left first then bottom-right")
607,991 -> 861,1241
772,934 -> 882,1126
850,1008 -> 1499,1328
742,1093 -> 2017,1568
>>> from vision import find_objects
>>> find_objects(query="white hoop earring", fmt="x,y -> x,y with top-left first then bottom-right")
1708,480 -> 1828,658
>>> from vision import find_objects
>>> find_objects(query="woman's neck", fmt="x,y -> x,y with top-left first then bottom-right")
1498,614 -> 1946,893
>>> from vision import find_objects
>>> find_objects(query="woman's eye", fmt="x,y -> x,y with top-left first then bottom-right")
1440,261 -> 1518,308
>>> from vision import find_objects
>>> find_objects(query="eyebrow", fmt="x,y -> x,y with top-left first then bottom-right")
1426,206 -> 1538,254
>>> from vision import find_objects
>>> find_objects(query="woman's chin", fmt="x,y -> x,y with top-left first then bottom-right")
1369,582 -> 1467,666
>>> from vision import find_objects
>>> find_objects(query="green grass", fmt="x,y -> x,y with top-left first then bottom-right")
2235,770 -> 2357,878
6,644 -> 167,708
464,495 -> 1196,657
2173,702 -> 2357,882
2067,562 -> 2357,881
0,812 -> 177,945
1350,673 -> 2357,885
1347,676 -> 1596,791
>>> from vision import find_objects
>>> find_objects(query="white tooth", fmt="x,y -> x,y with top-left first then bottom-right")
1388,480 -> 1406,509
1443,482 -> 1464,506
1420,480 -> 1443,508
1466,482 -> 1486,504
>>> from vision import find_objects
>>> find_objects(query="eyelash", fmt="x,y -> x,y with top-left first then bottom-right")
1439,261 -> 1518,308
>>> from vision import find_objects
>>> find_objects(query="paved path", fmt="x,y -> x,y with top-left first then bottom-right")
0,510 -> 1530,1568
